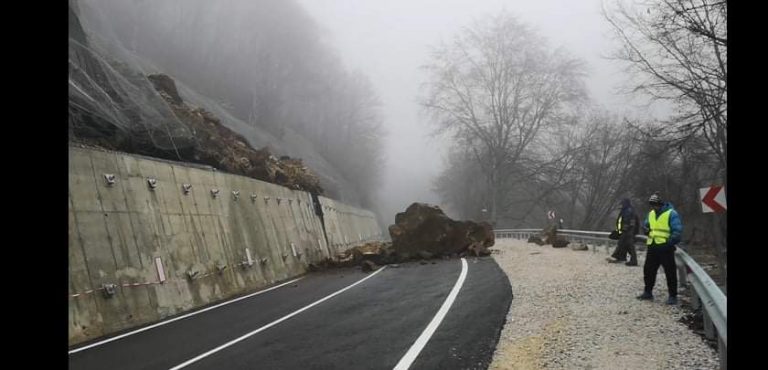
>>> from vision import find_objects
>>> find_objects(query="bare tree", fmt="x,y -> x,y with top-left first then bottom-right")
492,129 -> 583,227
492,111 -> 639,230
422,12 -> 586,225
570,111 -> 640,229
433,134 -> 583,228
432,146 -> 488,220
603,0 -> 726,179
604,0 -> 726,284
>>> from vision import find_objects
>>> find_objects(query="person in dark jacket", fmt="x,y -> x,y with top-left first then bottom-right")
606,198 -> 640,265
636,193 -> 683,305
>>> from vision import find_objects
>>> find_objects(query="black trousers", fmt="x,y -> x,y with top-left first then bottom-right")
643,243 -> 677,297
611,232 -> 637,263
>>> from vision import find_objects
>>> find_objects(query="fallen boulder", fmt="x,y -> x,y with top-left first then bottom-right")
528,235 -> 545,245
388,202 -> 494,257
316,203 -> 495,272
551,236 -> 570,248
571,243 -> 589,251
329,241 -> 397,269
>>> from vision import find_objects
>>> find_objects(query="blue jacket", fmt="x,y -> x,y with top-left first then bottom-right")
643,202 -> 683,245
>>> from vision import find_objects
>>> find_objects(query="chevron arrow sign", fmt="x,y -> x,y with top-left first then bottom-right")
700,186 -> 726,213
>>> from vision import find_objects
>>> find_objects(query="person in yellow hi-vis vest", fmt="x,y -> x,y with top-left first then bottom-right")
636,193 -> 683,305
606,198 -> 640,265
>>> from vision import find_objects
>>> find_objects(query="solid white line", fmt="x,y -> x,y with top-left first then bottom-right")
393,258 -> 468,370
169,266 -> 388,370
68,277 -> 304,354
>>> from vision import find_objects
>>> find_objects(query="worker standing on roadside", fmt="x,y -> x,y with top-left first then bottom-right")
606,198 -> 640,266
636,193 -> 683,305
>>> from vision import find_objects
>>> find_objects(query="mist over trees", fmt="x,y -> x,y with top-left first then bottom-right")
71,0 -> 726,276
77,0 -> 385,208
604,0 -> 726,177
605,0 -> 726,279
422,12 -> 587,226
427,3 -> 726,277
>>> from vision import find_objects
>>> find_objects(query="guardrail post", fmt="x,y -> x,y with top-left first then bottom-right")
703,310 -> 716,340
676,259 -> 688,289
719,337 -> 727,370
690,286 -> 701,310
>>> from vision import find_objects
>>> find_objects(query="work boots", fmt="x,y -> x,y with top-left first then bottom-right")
636,292 -> 653,300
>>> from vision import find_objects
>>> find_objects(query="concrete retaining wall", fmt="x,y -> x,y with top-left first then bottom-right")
319,196 -> 384,251
68,147 -> 383,346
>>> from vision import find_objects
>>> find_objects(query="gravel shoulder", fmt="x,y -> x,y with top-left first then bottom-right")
488,239 -> 719,370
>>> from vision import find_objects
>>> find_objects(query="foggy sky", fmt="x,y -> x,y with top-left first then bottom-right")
297,0 -> 672,223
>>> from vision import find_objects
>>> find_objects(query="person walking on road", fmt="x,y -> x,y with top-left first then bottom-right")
636,193 -> 683,305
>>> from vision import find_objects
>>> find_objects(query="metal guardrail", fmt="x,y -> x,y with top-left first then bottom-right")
494,228 -> 727,370
492,229 -> 540,241
558,229 -> 617,253
494,228 -> 620,253
675,247 -> 727,369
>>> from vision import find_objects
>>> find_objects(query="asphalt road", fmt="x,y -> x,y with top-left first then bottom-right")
69,257 -> 513,370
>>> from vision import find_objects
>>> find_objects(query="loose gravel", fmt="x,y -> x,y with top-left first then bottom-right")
488,238 -> 720,370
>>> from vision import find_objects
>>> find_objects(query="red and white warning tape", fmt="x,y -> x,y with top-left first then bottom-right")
69,271 -> 232,298
70,288 -> 102,298
121,282 -> 161,287
70,280 -> 164,298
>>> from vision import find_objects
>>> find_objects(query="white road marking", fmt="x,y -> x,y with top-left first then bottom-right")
68,277 -> 304,354
393,258 -> 468,370
169,266 -> 388,370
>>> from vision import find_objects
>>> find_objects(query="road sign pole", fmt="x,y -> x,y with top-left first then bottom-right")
699,185 -> 727,292
711,212 -> 727,292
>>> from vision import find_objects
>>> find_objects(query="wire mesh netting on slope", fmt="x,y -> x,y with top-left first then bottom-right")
68,0 -> 363,202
